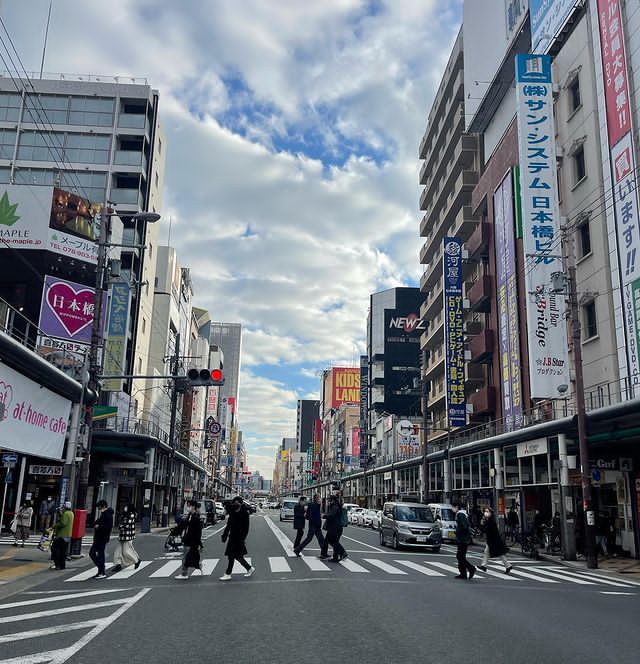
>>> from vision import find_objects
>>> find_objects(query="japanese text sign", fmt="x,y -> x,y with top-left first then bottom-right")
102,282 -> 131,392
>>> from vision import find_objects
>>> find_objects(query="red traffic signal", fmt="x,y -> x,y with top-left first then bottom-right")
186,368 -> 225,387
211,369 -> 223,382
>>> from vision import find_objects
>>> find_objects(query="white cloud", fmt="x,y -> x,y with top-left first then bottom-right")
3,0 -> 463,477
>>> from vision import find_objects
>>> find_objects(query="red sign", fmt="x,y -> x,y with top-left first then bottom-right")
228,397 -> 236,414
331,367 -> 360,408
597,0 -> 631,147
351,427 -> 360,458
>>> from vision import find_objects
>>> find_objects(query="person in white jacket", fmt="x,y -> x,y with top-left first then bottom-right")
14,501 -> 33,547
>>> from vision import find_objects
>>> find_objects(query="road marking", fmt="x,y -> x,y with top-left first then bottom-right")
263,516 -> 296,557
0,619 -> 102,645
0,598 -> 130,624
108,561 -> 152,579
203,524 -> 227,540
232,557 -> 252,574
64,567 -> 102,582
422,561 -> 484,578
0,588 -> 130,609
600,591 -> 636,596
394,560 -> 446,576
547,567 -> 640,587
150,560 -> 182,578
363,559 -> 407,575
301,556 -> 331,571
269,557 -> 291,573
543,568 -> 632,588
480,566 -> 521,581
339,559 -> 369,573
520,567 -> 594,584
341,533 -> 385,552
199,558 -> 219,575
501,568 -> 559,583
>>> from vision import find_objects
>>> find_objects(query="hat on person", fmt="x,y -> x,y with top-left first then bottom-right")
64,501 -> 72,509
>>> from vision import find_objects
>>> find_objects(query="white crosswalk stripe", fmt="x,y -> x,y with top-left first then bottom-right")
500,567 -> 559,583
339,558 -> 369,573
232,557 -> 252,574
543,568 -> 630,587
269,557 -> 292,573
363,559 -> 407,575
149,560 -> 182,578
394,560 -> 446,576
200,558 -> 219,575
108,561 -> 152,580
301,556 -> 331,571
546,567 -> 640,587
65,567 -> 101,582
421,561 -> 485,578
520,567 -> 594,584
481,566 -> 520,581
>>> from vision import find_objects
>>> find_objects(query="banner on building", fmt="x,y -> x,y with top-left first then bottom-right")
530,0 -> 580,53
331,367 -> 360,408
102,282 -> 131,392
443,236 -> 466,427
596,0 -> 640,386
494,171 -> 523,430
515,53 -> 569,398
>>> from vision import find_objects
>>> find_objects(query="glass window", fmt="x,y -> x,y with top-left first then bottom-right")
0,93 -> 21,122
578,220 -> 591,257
520,456 -> 533,484
0,129 -> 16,159
24,94 -> 68,124
471,454 -> 480,488
64,133 -> 111,164
13,167 -> 55,186
479,452 -> 490,487
535,454 -> 550,484
582,300 -> 597,339
16,130 -> 65,161
69,96 -> 114,127
569,76 -> 581,113
0,168 -> 10,183
504,446 -> 519,487
573,146 -> 586,184
463,456 -> 471,489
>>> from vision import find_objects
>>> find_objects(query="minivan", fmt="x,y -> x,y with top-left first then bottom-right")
427,503 -> 457,542
279,498 -> 298,521
380,502 -> 441,551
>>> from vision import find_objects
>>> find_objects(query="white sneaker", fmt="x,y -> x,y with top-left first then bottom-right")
244,566 -> 256,578
175,574 -> 189,580
219,574 -> 232,581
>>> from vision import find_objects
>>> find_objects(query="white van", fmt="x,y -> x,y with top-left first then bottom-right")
427,503 -> 458,542
279,499 -> 298,521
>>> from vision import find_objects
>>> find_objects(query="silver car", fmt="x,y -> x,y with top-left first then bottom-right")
379,502 -> 442,551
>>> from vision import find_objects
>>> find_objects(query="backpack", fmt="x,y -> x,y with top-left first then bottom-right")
340,506 -> 349,528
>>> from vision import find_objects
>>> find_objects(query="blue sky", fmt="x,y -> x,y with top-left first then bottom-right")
4,0 -> 462,476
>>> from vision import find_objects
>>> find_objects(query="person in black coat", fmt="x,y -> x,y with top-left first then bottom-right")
89,500 -> 113,579
293,496 -> 307,550
220,496 -> 255,581
323,494 -> 346,562
478,507 -> 512,574
176,500 -> 204,580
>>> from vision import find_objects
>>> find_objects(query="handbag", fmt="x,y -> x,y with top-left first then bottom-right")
9,517 -> 17,533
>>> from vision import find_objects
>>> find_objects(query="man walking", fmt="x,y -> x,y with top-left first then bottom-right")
293,496 -> 307,551
39,496 -> 56,532
324,493 -> 347,563
220,496 -> 255,581
89,500 -> 113,579
452,501 -> 476,580
294,493 -> 326,558
50,502 -> 74,570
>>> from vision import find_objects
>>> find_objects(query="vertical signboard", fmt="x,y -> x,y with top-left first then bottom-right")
596,0 -> 640,387
494,171 -> 523,430
443,237 -> 466,427
515,53 -> 569,398
102,282 -> 131,392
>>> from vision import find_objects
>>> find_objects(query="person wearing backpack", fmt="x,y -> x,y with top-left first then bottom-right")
452,501 -> 476,580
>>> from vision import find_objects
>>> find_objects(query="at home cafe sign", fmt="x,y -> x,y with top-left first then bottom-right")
516,438 -> 548,458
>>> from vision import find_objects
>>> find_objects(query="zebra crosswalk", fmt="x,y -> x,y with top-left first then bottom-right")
58,555 -> 640,590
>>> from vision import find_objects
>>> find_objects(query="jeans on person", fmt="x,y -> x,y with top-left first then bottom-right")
296,525 -> 325,554
89,542 -> 106,575
225,555 -> 251,575
293,528 -> 304,550
51,537 -> 69,569
596,535 -> 608,556
481,544 -> 510,570
456,543 -> 475,578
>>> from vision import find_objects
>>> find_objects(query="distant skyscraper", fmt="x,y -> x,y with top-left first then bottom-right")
296,399 -> 320,453
208,322 -> 242,407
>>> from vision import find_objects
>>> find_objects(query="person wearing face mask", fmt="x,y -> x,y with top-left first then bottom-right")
219,496 -> 255,581
175,500 -> 204,580
89,500 -> 113,579
478,506 -> 512,574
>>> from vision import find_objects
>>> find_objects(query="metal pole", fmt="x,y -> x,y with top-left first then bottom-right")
568,256 -> 597,569
421,349 -> 429,504
162,332 -> 180,526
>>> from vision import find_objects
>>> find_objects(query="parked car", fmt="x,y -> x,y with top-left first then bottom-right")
427,503 -> 457,543
370,510 -> 383,530
380,502 -> 441,551
215,502 -> 226,520
280,499 -> 297,521
343,502 -> 360,513
361,509 -> 378,528
349,507 -> 364,525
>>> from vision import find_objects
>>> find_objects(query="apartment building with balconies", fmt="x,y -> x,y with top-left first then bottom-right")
418,28 -> 481,435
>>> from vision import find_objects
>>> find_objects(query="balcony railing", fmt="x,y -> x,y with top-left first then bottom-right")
468,275 -> 492,312
469,385 -> 497,416
469,328 -> 494,363
110,187 -> 143,208
93,416 -> 169,445
118,113 -> 148,130
114,150 -> 147,171
466,221 -> 491,259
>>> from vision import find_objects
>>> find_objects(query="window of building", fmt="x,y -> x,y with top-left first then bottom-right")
578,218 -> 591,258
64,133 -> 111,164
24,94 -> 68,124
569,75 -> 581,114
583,300 -> 597,340
0,129 -> 16,160
69,96 -> 114,127
573,145 -> 586,185
16,130 -> 64,161
0,92 -> 21,122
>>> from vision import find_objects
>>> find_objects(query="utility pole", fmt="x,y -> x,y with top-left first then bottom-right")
163,332 -> 180,527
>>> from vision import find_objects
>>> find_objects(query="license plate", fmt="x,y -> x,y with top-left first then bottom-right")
416,536 -> 427,543
448,532 -> 456,539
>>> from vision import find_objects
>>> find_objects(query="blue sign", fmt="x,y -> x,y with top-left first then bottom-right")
107,282 -> 130,336
443,237 -> 466,427
1,453 -> 18,464
530,0 -> 578,54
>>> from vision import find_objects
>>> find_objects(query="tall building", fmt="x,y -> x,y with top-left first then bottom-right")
296,399 -> 320,453
208,322 -> 242,406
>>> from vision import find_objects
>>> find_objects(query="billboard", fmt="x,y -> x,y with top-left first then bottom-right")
515,53 -> 569,398
530,0 -> 580,54
494,171 -> 523,430
443,237 -> 466,427
331,367 -> 360,408
596,0 -> 640,387
102,282 -> 131,392
0,185 -> 100,263
0,362 -> 72,459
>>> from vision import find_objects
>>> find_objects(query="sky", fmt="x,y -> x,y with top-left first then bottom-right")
3,0 -> 462,478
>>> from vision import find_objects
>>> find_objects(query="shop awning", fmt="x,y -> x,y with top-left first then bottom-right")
92,406 -> 118,421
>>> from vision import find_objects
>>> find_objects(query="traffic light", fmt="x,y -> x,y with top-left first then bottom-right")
186,368 -> 225,387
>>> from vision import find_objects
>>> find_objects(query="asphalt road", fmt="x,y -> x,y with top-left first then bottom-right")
0,509 -> 638,664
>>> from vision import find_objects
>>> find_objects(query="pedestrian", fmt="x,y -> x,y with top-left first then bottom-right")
38,496 -> 56,532
50,502 -> 74,570
595,512 -> 610,558
13,500 -> 33,547
452,500 -> 476,580
293,496 -> 307,550
220,496 -> 255,581
533,508 -> 545,546
294,493 -> 326,558
89,500 -> 113,579
506,506 -> 519,543
110,503 -> 141,574
477,507 -> 512,574
323,493 -> 347,562
176,500 -> 204,580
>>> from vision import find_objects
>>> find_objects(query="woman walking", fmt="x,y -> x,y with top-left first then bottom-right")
110,503 -> 141,574
220,496 -> 255,581
14,501 -> 33,547
478,507 -> 512,574
175,500 -> 204,580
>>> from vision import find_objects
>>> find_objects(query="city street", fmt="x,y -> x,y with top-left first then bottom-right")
0,510 -> 638,664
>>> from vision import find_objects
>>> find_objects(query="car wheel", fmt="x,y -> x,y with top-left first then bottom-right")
379,530 -> 385,546
393,534 -> 400,550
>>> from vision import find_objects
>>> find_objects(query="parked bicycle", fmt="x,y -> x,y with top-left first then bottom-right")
520,530 -> 540,560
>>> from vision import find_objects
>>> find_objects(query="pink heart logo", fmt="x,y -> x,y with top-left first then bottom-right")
46,281 -> 96,338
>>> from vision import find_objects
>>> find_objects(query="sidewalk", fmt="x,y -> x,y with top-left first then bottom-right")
537,549 -> 640,581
